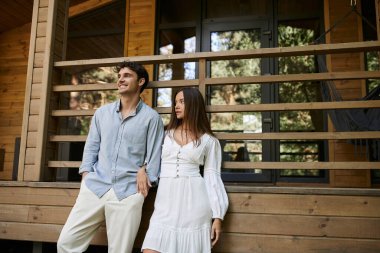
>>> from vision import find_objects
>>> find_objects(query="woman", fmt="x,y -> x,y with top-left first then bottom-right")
142,88 -> 229,253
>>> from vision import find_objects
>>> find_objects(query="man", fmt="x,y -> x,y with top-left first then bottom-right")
57,61 -> 164,253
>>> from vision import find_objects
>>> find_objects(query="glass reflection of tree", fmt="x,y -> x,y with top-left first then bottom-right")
210,30 -> 262,172
68,67 -> 118,135
366,51 -> 380,92
278,24 -> 322,177
365,51 -> 380,179
210,30 -> 262,132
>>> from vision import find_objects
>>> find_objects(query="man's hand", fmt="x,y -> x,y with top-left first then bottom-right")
137,166 -> 151,197
211,218 -> 222,247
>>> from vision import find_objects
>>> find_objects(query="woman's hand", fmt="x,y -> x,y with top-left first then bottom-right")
211,218 -> 222,247
137,166 -> 151,197
81,171 -> 89,180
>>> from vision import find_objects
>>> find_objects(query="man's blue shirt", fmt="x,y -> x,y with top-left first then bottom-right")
79,99 -> 164,200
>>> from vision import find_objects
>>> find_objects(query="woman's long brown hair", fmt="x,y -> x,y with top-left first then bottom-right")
166,88 -> 214,144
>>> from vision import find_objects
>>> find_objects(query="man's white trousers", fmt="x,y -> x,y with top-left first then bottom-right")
57,181 -> 144,253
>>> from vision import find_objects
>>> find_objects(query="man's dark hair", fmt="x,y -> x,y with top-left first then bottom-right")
116,61 -> 149,93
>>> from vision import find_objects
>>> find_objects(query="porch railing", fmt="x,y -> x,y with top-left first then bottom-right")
48,41 -> 380,172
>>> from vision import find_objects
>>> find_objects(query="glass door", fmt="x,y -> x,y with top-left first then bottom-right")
202,21 -> 273,182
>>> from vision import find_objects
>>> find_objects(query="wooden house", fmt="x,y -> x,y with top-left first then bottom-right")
0,0 -> 380,252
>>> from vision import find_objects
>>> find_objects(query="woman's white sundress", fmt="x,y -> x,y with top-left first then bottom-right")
141,131 -> 229,253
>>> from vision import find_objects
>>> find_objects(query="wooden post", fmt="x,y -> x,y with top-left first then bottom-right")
18,0 -> 69,181
325,0 -> 370,187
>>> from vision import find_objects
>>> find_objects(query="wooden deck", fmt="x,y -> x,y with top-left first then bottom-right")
1,181 -> 380,252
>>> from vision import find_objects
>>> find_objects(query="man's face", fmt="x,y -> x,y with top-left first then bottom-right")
117,67 -> 144,95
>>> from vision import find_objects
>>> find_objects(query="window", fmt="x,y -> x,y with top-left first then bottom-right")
361,0 -> 380,183
155,0 -> 326,183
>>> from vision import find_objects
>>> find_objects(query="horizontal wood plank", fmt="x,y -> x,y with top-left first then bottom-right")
205,71 -> 380,85
52,71 -> 380,91
214,233 -> 380,253
49,131 -> 380,142
0,222 -> 379,252
47,161 -> 380,170
228,193 -> 380,217
224,213 -> 380,239
53,101 -> 380,115
207,100 -> 380,112
223,161 -> 380,169
54,41 -> 380,68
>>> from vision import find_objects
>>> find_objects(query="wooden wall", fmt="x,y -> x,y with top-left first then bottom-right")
0,23 -> 31,180
0,183 -> 379,253
324,0 -> 371,187
125,0 -> 155,105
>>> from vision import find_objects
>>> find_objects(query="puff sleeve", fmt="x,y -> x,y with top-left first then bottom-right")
203,136 -> 229,220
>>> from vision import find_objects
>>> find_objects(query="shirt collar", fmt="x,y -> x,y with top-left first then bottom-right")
115,98 -> 143,115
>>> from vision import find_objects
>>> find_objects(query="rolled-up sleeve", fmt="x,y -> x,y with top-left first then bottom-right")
203,137 -> 229,220
79,111 -> 101,174
145,114 -> 164,184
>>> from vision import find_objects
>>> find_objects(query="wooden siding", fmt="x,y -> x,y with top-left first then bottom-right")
0,183 -> 379,253
0,23 -> 31,180
325,0 -> 371,187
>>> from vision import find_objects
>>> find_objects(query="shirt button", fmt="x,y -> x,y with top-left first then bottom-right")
111,170 -> 115,174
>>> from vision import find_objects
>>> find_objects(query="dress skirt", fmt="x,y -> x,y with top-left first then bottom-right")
142,175 -> 213,253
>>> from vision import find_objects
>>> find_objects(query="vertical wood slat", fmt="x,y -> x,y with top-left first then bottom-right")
356,0 -> 371,187
198,59 -> 206,99
324,0 -> 336,185
18,0 -> 41,181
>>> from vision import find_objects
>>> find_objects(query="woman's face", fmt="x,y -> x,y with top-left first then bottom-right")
174,91 -> 185,119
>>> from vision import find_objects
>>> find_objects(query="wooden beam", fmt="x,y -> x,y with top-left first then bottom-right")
204,71 -> 380,85
34,0 -> 60,181
47,161 -> 380,169
54,41 -> 380,69
214,132 -> 380,140
206,100 -> 380,112
50,135 -> 87,142
222,162 -> 380,170
148,79 -> 198,88
50,131 -> 380,142
51,109 -> 96,116
52,83 -> 117,92
48,161 -> 81,167
68,0 -> 114,18
51,99 -> 380,116
198,59 -> 206,99
18,0 -> 40,181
